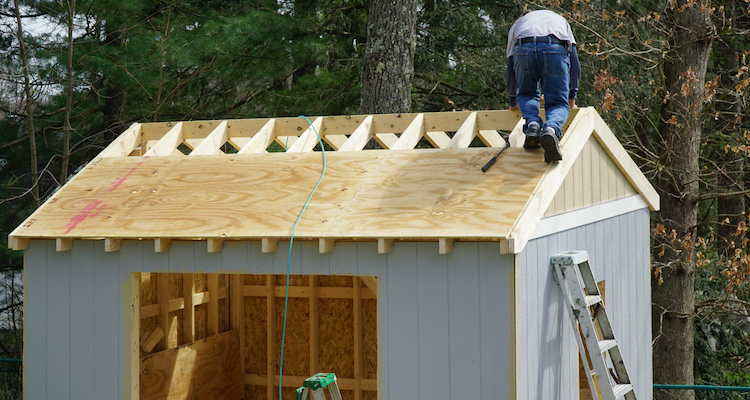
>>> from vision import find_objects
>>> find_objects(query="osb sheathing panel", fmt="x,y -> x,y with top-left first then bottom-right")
12,148 -> 547,241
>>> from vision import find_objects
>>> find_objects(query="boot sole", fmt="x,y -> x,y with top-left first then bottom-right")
523,136 -> 541,149
541,134 -> 562,163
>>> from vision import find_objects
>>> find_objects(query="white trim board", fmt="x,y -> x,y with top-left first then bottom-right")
529,195 -> 649,240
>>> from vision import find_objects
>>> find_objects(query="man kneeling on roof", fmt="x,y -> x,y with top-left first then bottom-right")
506,9 -> 581,163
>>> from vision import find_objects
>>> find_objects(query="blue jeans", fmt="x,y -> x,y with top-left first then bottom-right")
513,41 -> 570,137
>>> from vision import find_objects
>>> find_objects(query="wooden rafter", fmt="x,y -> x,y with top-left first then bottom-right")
239,119 -> 277,154
190,121 -> 228,156
287,117 -> 323,153
447,112 -> 478,149
390,113 -> 425,150
144,122 -> 184,157
338,115 -> 374,151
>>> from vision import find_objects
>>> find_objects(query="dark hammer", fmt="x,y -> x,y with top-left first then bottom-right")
481,135 -> 511,172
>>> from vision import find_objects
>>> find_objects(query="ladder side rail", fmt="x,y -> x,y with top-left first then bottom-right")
563,262 -> 619,400
554,262 -> 600,400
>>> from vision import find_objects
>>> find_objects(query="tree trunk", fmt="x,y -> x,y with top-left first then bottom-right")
360,0 -> 417,114
61,0 -> 76,185
652,0 -> 713,390
13,0 -> 39,208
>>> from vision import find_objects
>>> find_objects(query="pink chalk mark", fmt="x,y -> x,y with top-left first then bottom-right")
64,200 -> 107,233
108,157 -> 148,191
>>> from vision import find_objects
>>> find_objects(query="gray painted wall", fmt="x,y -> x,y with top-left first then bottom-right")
24,240 -> 515,400
518,207 -> 652,400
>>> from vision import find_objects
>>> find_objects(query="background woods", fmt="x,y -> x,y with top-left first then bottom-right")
1,0 -> 750,391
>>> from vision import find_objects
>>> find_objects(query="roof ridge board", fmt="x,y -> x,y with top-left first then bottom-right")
505,107 -> 596,254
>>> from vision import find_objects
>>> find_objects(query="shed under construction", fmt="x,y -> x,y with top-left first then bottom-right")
11,107 -> 658,400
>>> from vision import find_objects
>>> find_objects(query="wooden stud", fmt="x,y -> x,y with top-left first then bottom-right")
378,238 -> 393,254
207,238 -> 224,253
439,238 -> 454,254
157,273 -> 170,351
129,273 -> 140,400
104,238 -> 121,252
9,236 -> 29,251
446,112 -> 478,148
155,238 -> 172,253
231,275 -> 246,375
360,276 -> 378,297
190,121 -> 228,156
309,275 -> 319,375
353,278 -> 363,400
390,113 -> 425,150
287,117 -> 323,153
98,123 -> 142,158
319,238 -> 335,253
238,119 -> 277,154
144,122 -> 184,157
183,273 -> 195,344
141,327 -> 164,353
477,129 -> 507,148
424,131 -> 451,148
266,275 -> 276,400
262,238 -> 278,253
56,238 -> 73,252
338,115 -> 374,151
207,274 -> 220,336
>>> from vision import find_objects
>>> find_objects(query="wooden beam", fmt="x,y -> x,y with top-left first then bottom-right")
9,236 -> 29,251
360,276 -> 378,297
508,118 -> 526,148
56,238 -> 73,252
98,123 -> 142,158
155,238 -> 172,253
262,238 -> 278,253
157,273 -> 169,351
378,238 -> 393,254
141,327 -> 164,353
104,238 -> 121,252
183,273 -> 195,343
390,113 -> 425,150
287,117 -> 323,153
207,238 -> 224,253
319,238 -> 335,253
242,285 -> 376,300
425,131 -> 451,148
207,274 -> 220,336
322,134 -> 348,150
374,133 -> 399,149
266,275 -> 276,400
353,278 -> 363,400
439,238 -> 454,254
477,129 -> 507,148
190,121 -> 228,156
338,115 -> 374,151
243,374 -> 377,391
238,119 -> 277,154
447,112 -> 478,148
128,273 -> 140,400
274,135 -> 299,150
309,276 -> 319,375
231,275 -> 245,375
144,122 -> 184,157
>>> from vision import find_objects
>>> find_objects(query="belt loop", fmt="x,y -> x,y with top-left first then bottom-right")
548,36 -> 553,45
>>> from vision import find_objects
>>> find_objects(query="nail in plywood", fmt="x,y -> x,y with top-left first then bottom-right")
390,114 -> 425,150
262,238 -> 278,253
144,122 -> 184,157
320,238 -> 335,253
377,239 -> 393,254
140,329 -> 244,400
190,121 -> 228,156
56,238 -> 73,252
446,112 -> 478,149
104,238 -> 121,252
439,238 -> 454,254
287,117 -> 323,153
238,119 -> 277,154
338,116 -> 374,151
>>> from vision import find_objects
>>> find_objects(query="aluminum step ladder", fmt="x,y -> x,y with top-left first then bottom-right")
295,373 -> 343,400
551,250 -> 636,400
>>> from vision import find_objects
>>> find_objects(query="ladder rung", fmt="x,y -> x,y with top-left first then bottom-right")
585,295 -> 603,307
612,384 -> 634,398
599,339 -> 618,353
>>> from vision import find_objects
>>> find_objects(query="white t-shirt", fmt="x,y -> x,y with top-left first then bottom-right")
506,10 -> 576,58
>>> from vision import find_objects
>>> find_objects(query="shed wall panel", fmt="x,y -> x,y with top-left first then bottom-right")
24,240 -> 514,400
519,207 -> 651,400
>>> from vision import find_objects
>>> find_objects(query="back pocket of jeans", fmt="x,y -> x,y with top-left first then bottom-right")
543,50 -> 569,77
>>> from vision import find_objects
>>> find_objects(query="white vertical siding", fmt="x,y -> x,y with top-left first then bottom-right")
25,240 -> 515,400
519,208 -> 651,400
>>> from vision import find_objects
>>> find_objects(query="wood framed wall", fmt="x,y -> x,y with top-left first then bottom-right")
135,272 -> 378,400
